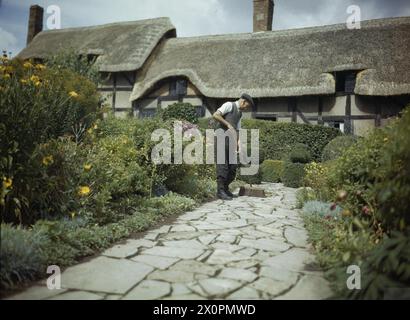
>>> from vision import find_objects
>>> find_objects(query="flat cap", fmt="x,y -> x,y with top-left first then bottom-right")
241,93 -> 255,108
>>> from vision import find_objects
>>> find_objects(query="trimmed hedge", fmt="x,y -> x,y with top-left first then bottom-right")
282,162 -> 305,188
242,119 -> 341,162
160,102 -> 199,124
260,160 -> 284,182
289,143 -> 312,164
321,135 -> 359,162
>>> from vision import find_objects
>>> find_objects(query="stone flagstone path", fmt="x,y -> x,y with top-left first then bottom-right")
8,183 -> 334,300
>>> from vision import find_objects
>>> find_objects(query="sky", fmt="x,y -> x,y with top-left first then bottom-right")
1,0 -> 410,57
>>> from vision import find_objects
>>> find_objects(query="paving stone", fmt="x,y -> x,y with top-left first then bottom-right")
239,238 -> 290,252
226,259 -> 259,269
122,280 -> 171,300
170,224 -> 197,232
206,249 -> 250,265
249,277 -> 294,297
142,246 -> 204,260
262,248 -> 316,272
147,270 -> 195,283
102,239 -> 155,258
218,268 -> 258,283
259,266 -> 299,284
275,275 -> 334,300
131,254 -> 179,270
7,286 -> 67,300
162,239 -> 205,249
164,294 -> 206,300
48,291 -> 104,300
171,260 -> 218,276
216,234 -> 237,244
198,278 -> 243,297
171,283 -> 192,296
284,226 -> 308,247
198,234 -> 218,245
226,287 -> 261,300
210,242 -> 244,252
61,256 -> 153,294
162,231 -> 206,241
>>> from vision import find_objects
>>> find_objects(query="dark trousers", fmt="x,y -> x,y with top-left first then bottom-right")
215,134 -> 238,192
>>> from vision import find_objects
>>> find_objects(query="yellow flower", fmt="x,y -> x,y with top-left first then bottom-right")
23,62 -> 33,69
69,91 -> 79,98
34,81 -> 41,87
83,164 -> 92,171
78,186 -> 91,196
3,73 -> 10,79
35,64 -> 46,70
20,79 -> 28,85
30,75 -> 40,83
42,155 -> 54,166
383,137 -> 389,142
70,212 -> 76,219
3,177 -> 12,188
93,124 -> 98,130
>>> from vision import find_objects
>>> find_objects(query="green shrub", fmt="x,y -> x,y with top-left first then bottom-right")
242,119 -> 341,162
282,162 -> 305,188
302,200 -> 342,218
321,135 -> 359,162
289,143 -> 312,164
326,106 -> 410,233
238,165 -> 262,185
44,49 -> 101,85
260,160 -> 284,182
0,224 -> 46,289
296,187 -> 317,209
0,58 -> 101,224
349,230 -> 410,300
161,102 -> 199,124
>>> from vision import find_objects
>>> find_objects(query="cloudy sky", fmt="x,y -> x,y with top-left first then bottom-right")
1,0 -> 410,56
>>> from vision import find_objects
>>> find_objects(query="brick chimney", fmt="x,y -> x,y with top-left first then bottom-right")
253,0 -> 274,32
26,5 -> 44,45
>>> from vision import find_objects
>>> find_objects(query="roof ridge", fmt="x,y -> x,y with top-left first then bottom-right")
173,16 -> 410,42
37,17 -> 173,35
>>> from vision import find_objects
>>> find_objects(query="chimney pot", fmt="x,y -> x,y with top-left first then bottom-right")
27,5 -> 44,45
253,0 -> 274,32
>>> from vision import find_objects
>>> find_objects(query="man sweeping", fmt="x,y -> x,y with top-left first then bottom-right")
212,93 -> 254,200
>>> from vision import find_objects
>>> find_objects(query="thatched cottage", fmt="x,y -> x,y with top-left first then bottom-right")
18,1 -> 410,136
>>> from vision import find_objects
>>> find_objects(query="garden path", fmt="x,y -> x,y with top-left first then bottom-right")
9,183 -> 334,300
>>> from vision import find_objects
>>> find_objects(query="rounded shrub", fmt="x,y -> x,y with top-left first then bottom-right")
242,119 -> 341,162
282,162 -> 306,188
289,143 -> 312,164
161,102 -> 199,124
321,135 -> 359,162
260,160 -> 284,182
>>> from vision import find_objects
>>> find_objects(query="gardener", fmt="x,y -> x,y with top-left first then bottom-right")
212,93 -> 254,200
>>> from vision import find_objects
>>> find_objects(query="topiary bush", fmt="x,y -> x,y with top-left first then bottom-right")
289,143 -> 312,164
282,162 -> 305,188
242,119 -> 341,162
161,102 -> 199,124
322,135 -> 359,162
260,160 -> 284,182
238,165 -> 262,185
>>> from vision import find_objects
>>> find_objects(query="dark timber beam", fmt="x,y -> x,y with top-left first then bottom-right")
112,73 -> 117,112
345,94 -> 352,134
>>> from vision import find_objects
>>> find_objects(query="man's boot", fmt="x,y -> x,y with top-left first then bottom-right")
217,181 -> 232,200
224,183 -> 238,198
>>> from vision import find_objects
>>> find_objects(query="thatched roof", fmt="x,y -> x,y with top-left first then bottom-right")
131,16 -> 410,100
17,17 -> 176,72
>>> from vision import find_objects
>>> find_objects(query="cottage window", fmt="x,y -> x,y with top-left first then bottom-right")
170,79 -> 187,96
335,71 -> 357,94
